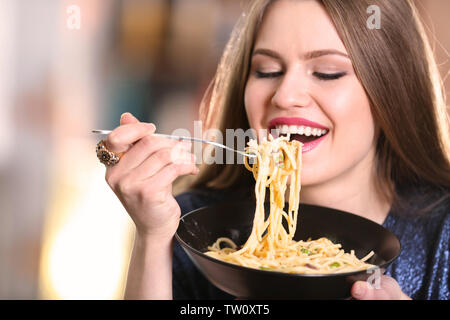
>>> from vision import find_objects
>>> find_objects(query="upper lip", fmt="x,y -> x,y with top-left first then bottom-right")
268,117 -> 329,130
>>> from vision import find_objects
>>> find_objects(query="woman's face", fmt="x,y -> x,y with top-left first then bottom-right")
244,0 -> 377,187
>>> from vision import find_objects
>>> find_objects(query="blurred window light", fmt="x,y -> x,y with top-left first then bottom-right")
39,166 -> 133,300
0,0 -> 15,168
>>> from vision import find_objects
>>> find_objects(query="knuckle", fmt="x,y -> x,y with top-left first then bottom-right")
107,131 -> 122,149
156,148 -> 172,163
136,185 -> 150,201
152,190 -> 169,205
174,163 -> 192,176
140,134 -> 153,148
116,176 -> 133,195
161,163 -> 179,180
142,184 -> 167,204
171,163 -> 182,175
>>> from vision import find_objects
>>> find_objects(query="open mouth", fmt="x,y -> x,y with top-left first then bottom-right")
270,124 -> 329,144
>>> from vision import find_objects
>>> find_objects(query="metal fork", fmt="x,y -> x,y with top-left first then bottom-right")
92,129 -> 256,158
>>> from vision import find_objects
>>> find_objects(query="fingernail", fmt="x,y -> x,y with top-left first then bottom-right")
146,123 -> 156,131
121,112 -> 131,120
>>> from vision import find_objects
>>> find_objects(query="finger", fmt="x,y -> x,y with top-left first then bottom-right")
127,144 -> 196,181
351,281 -> 371,300
113,149 -> 197,205
105,122 -> 156,154
351,278 -> 408,300
117,137 -> 191,174
144,160 -> 199,190
120,112 -> 140,125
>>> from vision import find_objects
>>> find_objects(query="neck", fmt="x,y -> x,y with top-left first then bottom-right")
299,156 -> 391,225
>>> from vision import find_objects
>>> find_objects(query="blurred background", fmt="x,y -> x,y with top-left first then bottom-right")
0,0 -> 448,299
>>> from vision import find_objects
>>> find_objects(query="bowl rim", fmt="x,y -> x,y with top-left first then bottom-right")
175,201 -> 401,279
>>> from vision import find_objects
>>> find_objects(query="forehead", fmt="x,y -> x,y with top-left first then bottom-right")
254,0 -> 348,55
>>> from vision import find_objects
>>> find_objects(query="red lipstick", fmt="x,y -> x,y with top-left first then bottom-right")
268,117 -> 328,130
267,117 -> 329,153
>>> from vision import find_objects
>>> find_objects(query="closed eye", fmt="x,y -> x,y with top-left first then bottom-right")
313,72 -> 347,80
255,71 -> 283,79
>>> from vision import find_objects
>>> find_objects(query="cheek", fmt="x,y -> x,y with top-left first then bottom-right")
303,80 -> 376,185
329,83 -> 375,147
314,75 -> 375,144
334,92 -> 376,161
244,80 -> 272,130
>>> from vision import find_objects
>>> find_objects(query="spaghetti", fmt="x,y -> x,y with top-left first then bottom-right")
205,135 -> 375,274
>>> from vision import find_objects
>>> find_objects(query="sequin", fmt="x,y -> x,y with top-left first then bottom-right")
383,204 -> 449,299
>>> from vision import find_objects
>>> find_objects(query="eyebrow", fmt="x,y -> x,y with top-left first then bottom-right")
252,48 -> 350,60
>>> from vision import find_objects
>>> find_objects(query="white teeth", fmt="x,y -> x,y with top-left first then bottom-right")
275,124 -> 328,137
304,127 -> 312,136
288,125 -> 297,134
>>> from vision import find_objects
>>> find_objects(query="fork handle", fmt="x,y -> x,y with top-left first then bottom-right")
92,130 -> 211,144
91,130 -> 255,158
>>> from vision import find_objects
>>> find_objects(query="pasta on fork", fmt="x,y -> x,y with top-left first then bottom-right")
206,136 -> 375,274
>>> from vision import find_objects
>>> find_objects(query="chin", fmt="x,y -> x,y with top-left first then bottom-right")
299,171 -> 329,189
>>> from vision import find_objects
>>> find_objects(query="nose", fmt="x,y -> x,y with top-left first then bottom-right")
271,69 -> 312,109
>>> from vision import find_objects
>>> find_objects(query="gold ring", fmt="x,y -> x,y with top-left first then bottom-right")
96,140 -> 122,166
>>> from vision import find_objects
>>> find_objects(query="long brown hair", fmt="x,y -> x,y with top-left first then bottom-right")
180,0 -> 450,213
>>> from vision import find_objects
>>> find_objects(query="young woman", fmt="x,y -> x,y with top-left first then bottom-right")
99,0 -> 449,300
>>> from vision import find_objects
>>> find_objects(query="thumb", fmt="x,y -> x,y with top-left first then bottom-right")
120,112 -> 140,125
351,281 -> 378,300
351,278 -> 409,300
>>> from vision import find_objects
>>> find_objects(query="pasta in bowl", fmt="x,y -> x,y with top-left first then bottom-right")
175,201 -> 400,299
175,137 -> 400,299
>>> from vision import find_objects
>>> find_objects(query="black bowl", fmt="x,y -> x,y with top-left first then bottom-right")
175,202 -> 401,299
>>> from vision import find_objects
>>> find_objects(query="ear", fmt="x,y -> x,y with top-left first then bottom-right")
120,112 -> 139,125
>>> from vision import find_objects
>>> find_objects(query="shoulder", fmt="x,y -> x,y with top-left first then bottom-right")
388,184 -> 449,244
392,184 -> 449,219
385,185 -> 449,299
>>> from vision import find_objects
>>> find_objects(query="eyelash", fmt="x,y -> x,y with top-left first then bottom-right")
313,72 -> 346,80
255,71 -> 346,81
255,71 -> 283,79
